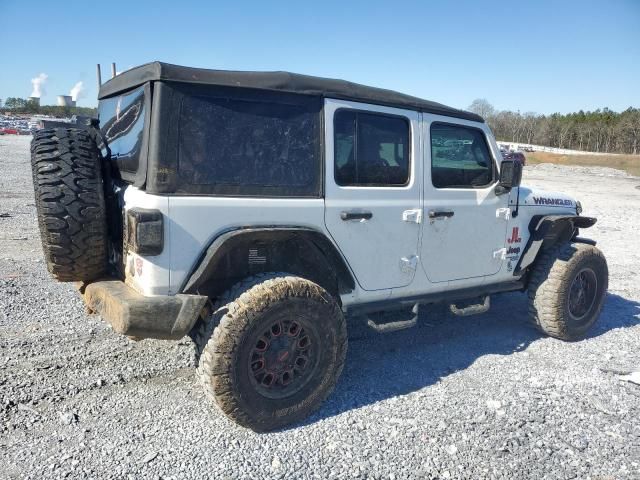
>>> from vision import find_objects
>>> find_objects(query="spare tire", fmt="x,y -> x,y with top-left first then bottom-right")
30,128 -> 107,282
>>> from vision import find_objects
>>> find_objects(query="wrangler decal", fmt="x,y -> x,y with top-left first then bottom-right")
532,197 -> 573,207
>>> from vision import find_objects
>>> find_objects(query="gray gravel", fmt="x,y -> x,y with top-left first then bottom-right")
1,135 -> 639,479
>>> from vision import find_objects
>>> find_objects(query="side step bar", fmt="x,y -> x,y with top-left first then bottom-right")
367,304 -> 418,333
449,296 -> 490,316
365,295 -> 492,334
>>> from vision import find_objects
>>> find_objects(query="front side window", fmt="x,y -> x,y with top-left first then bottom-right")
431,123 -> 494,188
334,110 -> 410,187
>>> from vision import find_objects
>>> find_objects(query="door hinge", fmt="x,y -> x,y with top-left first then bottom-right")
493,248 -> 507,260
402,209 -> 423,224
496,207 -> 511,220
400,255 -> 419,273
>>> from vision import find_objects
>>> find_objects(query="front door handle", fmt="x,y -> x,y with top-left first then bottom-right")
341,211 -> 373,221
428,210 -> 454,219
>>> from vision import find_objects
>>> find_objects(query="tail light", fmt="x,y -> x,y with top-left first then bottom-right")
125,208 -> 164,256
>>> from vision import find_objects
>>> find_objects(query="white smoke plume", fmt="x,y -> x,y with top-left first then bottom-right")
69,81 -> 84,101
30,73 -> 48,98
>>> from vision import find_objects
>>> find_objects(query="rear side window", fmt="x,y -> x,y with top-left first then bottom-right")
431,123 -> 494,188
178,95 -> 321,196
98,85 -> 146,177
334,110 -> 410,187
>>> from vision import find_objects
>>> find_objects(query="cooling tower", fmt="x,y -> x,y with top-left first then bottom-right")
57,95 -> 74,107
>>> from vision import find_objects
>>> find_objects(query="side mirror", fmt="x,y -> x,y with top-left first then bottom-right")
495,159 -> 523,195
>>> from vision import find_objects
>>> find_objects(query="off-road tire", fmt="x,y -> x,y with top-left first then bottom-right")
528,242 -> 608,341
191,273 -> 347,432
30,128 -> 107,282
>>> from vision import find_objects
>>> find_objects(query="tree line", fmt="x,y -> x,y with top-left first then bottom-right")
468,99 -> 640,155
2,94 -> 638,154
0,97 -> 97,118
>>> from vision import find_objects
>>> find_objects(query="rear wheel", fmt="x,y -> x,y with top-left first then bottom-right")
192,273 -> 347,431
528,242 -> 608,340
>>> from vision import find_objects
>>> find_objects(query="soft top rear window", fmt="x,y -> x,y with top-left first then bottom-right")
98,85 -> 148,182
176,92 -> 321,197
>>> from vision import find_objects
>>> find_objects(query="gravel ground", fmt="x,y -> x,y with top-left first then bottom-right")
1,135 -> 639,479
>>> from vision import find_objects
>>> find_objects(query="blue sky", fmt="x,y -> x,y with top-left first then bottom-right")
1,0 -> 638,113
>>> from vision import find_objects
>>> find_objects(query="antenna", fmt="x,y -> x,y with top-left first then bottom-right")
111,63 -> 117,79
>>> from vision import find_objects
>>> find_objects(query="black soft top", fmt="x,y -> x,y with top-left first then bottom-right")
98,61 -> 483,123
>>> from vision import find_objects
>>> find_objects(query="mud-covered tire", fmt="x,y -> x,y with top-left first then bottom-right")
30,128 -> 107,282
528,242 -> 608,341
191,273 -> 347,432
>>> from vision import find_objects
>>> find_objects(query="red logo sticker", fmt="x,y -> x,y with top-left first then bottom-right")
507,227 -> 522,244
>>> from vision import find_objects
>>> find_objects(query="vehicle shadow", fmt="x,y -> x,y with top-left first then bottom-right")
302,291 -> 640,426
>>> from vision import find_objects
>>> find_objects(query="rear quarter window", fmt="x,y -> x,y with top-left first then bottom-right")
177,94 -> 321,197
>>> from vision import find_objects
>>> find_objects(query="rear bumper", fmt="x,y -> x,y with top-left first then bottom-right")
80,279 -> 207,340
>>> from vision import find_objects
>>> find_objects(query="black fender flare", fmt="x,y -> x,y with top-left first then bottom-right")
181,227 -> 356,296
515,214 -> 597,275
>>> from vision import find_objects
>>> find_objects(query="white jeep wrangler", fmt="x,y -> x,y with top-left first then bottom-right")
30,62 -> 608,431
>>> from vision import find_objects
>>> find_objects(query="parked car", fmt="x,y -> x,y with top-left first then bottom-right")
30,62 -> 606,431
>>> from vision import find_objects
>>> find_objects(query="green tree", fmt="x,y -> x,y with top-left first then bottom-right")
478,102 -> 640,154
4,97 -> 28,109
26,99 -> 39,113
467,99 -> 495,119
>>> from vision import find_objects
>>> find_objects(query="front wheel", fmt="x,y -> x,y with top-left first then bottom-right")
528,242 -> 608,341
191,273 -> 347,431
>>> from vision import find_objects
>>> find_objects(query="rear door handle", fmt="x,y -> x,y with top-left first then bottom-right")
341,211 -> 373,221
428,210 -> 454,219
